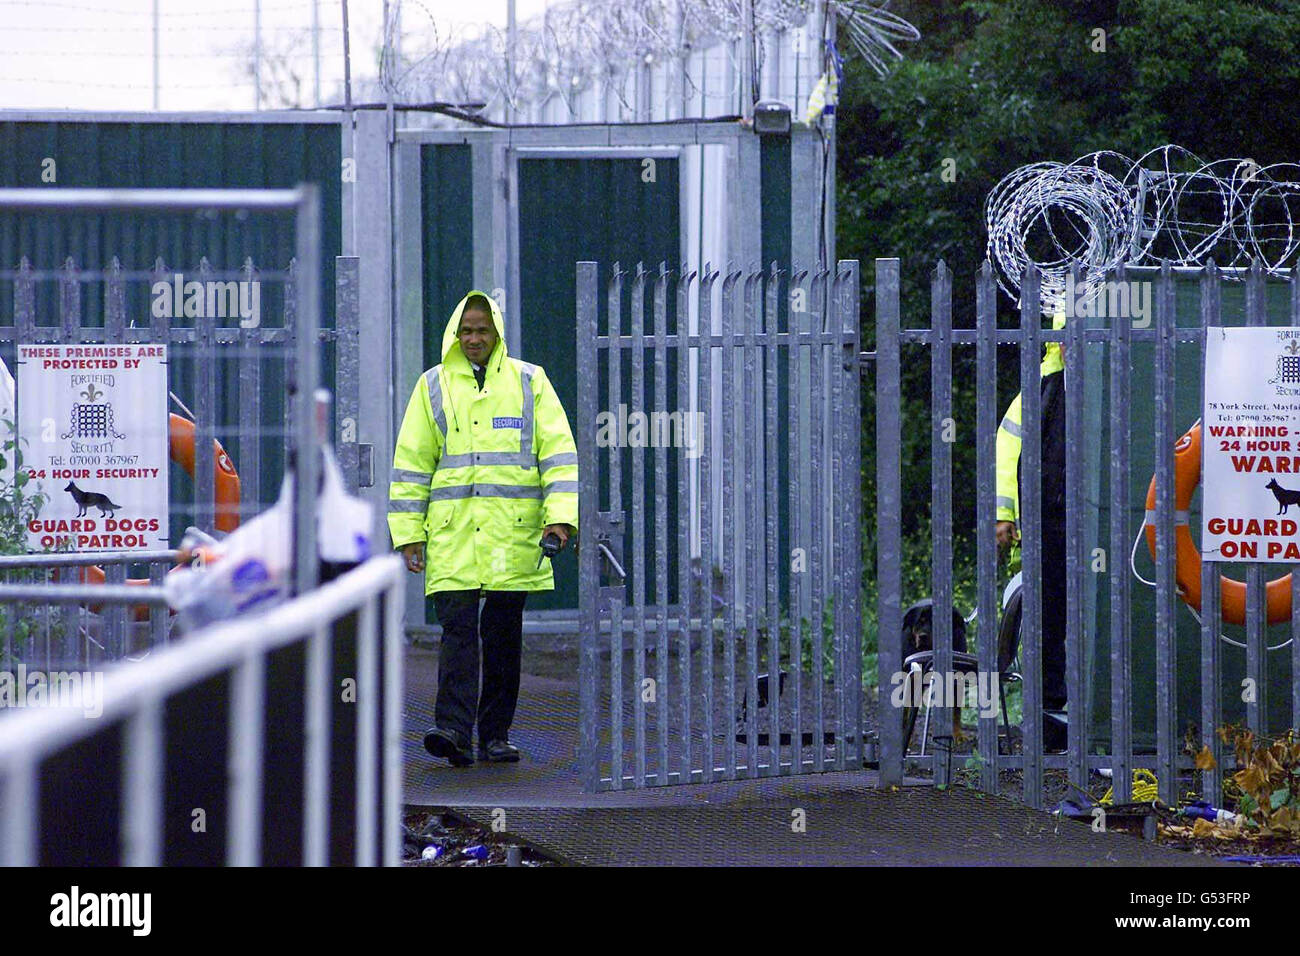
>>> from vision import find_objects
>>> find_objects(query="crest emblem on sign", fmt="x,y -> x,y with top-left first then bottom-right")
1268,339 -> 1300,396
61,384 -> 126,440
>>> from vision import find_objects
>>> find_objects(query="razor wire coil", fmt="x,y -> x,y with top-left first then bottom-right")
987,146 -> 1300,315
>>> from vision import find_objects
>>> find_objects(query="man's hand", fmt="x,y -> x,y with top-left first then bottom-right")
995,521 -> 1020,552
543,524 -> 575,549
400,542 -> 426,574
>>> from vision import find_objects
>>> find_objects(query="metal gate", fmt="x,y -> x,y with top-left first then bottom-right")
576,260 -> 863,791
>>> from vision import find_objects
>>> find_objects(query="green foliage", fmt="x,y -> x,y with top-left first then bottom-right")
0,418 -> 48,556
0,417 -> 60,663
838,0 -> 1300,541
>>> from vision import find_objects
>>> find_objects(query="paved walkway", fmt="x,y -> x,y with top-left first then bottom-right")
402,645 -> 1224,865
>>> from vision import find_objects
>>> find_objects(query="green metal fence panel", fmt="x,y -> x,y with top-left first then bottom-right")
517,156 -> 681,612
419,144 -> 474,373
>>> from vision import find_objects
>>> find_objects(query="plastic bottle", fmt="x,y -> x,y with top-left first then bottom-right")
1180,801 -> 1239,826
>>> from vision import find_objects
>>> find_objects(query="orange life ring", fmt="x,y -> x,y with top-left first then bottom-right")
68,413 -> 241,610
1144,422 -> 1292,624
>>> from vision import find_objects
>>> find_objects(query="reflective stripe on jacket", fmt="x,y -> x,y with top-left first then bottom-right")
995,310 -> 1066,523
387,290 -> 579,593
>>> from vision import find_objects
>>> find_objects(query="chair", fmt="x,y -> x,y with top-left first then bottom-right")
900,584 -> 1025,756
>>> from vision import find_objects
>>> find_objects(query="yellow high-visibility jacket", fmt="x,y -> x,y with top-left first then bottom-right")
995,310 -> 1066,523
387,291 -> 579,594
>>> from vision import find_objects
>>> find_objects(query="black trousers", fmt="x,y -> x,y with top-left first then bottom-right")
1039,520 -> 1069,711
433,589 -> 528,745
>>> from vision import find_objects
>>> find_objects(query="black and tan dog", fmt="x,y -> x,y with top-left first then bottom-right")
902,599 -> 970,745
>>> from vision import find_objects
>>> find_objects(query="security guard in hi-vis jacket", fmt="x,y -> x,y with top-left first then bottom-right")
995,309 -> 1069,752
388,291 -> 578,766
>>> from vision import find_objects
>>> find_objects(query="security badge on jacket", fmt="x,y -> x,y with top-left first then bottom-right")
387,290 -> 580,595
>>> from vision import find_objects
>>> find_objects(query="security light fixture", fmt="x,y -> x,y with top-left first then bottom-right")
753,100 -> 791,135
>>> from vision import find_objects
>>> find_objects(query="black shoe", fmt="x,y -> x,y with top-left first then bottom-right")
477,739 -> 521,763
1043,712 -> 1068,753
424,727 -> 474,767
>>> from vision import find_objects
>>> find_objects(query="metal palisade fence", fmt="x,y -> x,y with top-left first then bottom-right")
576,260 -> 863,791
0,187 -> 361,659
876,256 -> 1300,810
574,253 -> 1300,803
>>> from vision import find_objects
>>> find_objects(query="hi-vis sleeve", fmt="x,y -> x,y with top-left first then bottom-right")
531,366 -> 579,530
388,373 -> 443,548
995,391 -> 1023,523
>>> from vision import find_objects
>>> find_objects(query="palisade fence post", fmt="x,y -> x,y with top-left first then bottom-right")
283,257 -> 298,464
239,257 -> 263,518
1244,259 -> 1268,734
652,263 -> 670,782
1153,259 -> 1178,805
839,259 -> 863,768
607,263 -> 625,790
195,257 -> 216,536
975,261 -> 999,794
1292,266 -> 1300,734
335,255 -> 361,494
629,263 -> 647,788
742,270 -> 760,776
875,258 -> 903,786
764,263 -> 781,775
576,261 -> 599,793
1200,259 -> 1224,807
720,269 -> 739,779
1064,263 -> 1087,793
292,182 -> 321,598
827,267 -> 846,771
1110,261 -> 1133,803
59,257 -> 79,345
699,265 -> 717,784
1019,265 -> 1043,808
809,268 -> 827,773
787,269 -> 808,773
675,264 -> 695,784
931,260 -> 954,787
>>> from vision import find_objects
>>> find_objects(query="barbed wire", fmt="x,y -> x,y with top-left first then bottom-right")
385,0 -> 918,119
986,146 -> 1300,314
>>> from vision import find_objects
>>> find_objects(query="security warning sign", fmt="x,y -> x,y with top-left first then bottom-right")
16,344 -> 169,552
1203,328 -> 1300,562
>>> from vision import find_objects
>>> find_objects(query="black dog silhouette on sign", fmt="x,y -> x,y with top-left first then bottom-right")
64,481 -> 121,518
1266,478 -> 1300,515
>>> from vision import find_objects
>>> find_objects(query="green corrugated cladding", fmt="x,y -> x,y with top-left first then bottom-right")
517,156 -> 681,611
419,144 -> 474,372
420,144 -> 475,625
1087,281 -> 1295,744
760,134 -> 794,615
0,119 -> 342,531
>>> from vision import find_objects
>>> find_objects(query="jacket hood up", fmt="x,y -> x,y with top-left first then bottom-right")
441,290 -> 508,371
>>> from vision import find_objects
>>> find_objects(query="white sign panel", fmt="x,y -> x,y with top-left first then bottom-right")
17,344 -> 169,553
1203,327 -> 1300,562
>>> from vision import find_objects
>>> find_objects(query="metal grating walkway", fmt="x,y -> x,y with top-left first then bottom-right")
404,646 -> 1225,865
447,788 -> 1225,866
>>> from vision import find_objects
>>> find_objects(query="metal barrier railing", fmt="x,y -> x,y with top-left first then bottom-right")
0,550 -> 182,668
0,554 -> 404,867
